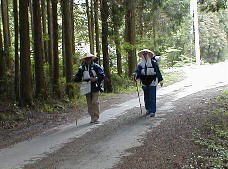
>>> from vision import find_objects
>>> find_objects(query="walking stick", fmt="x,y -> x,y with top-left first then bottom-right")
135,80 -> 143,115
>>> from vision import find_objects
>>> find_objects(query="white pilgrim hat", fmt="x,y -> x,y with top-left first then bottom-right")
80,53 -> 97,61
137,49 -> 155,57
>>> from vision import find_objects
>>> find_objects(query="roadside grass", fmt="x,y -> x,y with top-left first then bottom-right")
184,89 -> 228,169
162,70 -> 185,87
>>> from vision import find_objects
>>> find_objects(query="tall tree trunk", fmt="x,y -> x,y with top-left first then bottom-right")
192,0 -> 201,65
52,0 -> 60,97
111,2 -> 122,76
101,0 -> 112,92
138,0 -> 144,38
86,0 -> 93,53
29,0 -> 34,50
61,2 -> 66,77
13,0 -> 20,101
47,0 -> 53,79
32,0 -> 46,98
90,0 -> 95,54
152,15 -> 156,49
125,0 -> 137,77
19,0 -> 33,106
62,0 -> 73,97
94,0 -> 100,63
41,0 -> 48,63
62,27 -> 66,77
1,0 -> 11,69
0,23 -> 6,97
71,0 -> 76,62
0,24 -> 4,76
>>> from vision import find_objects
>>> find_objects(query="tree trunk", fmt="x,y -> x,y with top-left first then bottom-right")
152,15 -> 156,49
192,0 -> 201,65
32,0 -> 46,98
0,22 -> 6,97
13,0 -> 20,101
86,0 -> 93,54
125,0 -> 137,77
71,0 -> 76,62
0,24 -> 5,77
19,0 -> 33,106
94,0 -> 101,63
111,2 -> 122,76
41,0 -> 48,63
62,28 -> 66,77
90,0 -> 95,54
138,0 -> 144,38
1,0 -> 11,69
52,0 -> 60,97
61,2 -> 66,77
62,0 -> 73,97
47,0 -> 53,79
100,0 -> 112,92
29,0 -> 34,49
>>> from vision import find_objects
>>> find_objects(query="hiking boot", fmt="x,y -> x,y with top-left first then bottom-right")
146,111 -> 150,116
150,113 -> 155,117
93,120 -> 100,124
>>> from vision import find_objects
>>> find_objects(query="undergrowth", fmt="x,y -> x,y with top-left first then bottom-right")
184,88 -> 228,169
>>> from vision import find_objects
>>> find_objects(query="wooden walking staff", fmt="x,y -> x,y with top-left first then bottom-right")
74,104 -> 78,126
135,80 -> 143,115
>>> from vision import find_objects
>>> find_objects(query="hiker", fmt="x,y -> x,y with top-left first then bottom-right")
134,49 -> 163,117
74,53 -> 105,124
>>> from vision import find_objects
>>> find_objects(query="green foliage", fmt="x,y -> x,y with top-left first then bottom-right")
186,88 -> 228,169
122,42 -> 137,51
161,71 -> 185,86
199,0 -> 227,12
199,12 -> 228,63
41,103 -> 56,113
111,74 -> 135,93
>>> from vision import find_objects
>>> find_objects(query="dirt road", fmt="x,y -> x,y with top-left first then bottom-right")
0,62 -> 227,169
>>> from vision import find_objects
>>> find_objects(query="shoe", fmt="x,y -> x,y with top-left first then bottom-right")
150,113 -> 155,117
93,120 -> 100,124
90,120 -> 95,124
146,111 -> 150,116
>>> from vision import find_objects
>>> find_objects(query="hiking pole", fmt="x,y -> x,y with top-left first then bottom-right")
135,80 -> 143,115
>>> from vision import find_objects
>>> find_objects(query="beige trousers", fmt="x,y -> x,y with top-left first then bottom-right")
86,92 -> 100,121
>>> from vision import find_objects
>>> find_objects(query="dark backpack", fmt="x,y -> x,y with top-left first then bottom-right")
140,58 -> 157,86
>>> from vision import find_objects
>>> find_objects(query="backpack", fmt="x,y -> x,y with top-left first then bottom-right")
140,58 -> 157,86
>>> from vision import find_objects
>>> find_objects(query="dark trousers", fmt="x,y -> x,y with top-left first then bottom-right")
142,86 -> 156,113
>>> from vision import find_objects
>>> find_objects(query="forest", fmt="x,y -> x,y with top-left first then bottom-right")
0,0 -> 227,107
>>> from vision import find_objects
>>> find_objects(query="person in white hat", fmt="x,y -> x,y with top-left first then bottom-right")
74,53 -> 105,124
134,49 -> 163,117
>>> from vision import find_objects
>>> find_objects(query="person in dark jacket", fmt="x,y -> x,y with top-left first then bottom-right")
74,53 -> 105,124
135,49 -> 163,117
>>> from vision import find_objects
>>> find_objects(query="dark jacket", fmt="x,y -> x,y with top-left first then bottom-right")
135,57 -> 163,86
74,62 -> 105,92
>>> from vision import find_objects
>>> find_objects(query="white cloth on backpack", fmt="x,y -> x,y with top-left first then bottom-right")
140,56 -> 156,76
83,68 -> 90,81
139,56 -> 158,86
82,65 -> 98,81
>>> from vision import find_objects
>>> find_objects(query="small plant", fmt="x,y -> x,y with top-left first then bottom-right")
185,88 -> 228,169
111,74 -> 135,93
41,104 -> 56,113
